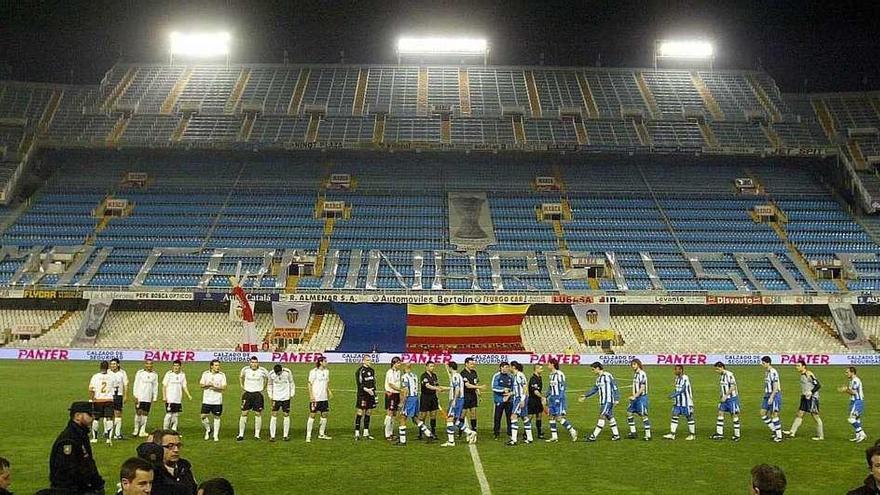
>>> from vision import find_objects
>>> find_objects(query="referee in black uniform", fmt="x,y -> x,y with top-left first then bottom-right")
418,361 -> 446,438
50,401 -> 105,494
527,364 -> 546,439
354,355 -> 377,440
460,357 -> 482,435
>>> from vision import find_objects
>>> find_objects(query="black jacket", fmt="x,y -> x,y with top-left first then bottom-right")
151,458 -> 197,495
49,420 -> 105,494
0,487 -> 12,494
848,476 -> 880,495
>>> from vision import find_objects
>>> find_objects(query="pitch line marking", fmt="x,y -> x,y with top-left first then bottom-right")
468,443 -> 492,495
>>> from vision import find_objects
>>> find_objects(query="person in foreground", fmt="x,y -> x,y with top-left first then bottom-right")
49,401 -> 105,494
149,429 -> 196,495
0,457 -> 11,495
750,464 -> 786,495
117,457 -> 154,495
197,479 -> 233,495
848,445 -> 880,495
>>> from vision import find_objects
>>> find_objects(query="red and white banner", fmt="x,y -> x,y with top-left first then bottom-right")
3,348 -> 879,366
231,286 -> 258,352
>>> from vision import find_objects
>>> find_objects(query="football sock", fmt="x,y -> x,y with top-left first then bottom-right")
716,415 -> 725,435
269,417 -> 277,438
790,417 -> 803,435
524,417 -> 533,442
201,417 -> 211,433
399,425 -> 407,444
114,418 -> 122,437
306,417 -> 315,440
213,418 -> 221,440
354,415 -> 362,435
610,418 -> 620,437
670,416 -> 679,434
814,417 -> 824,438
592,419 -> 605,438
254,416 -> 262,438
643,418 -> 652,439
283,416 -> 290,438
239,416 -> 247,437
687,418 -> 695,435
550,420 -> 558,439
319,417 -> 327,436
511,422 -> 519,442
733,418 -> 741,437
628,416 -> 636,434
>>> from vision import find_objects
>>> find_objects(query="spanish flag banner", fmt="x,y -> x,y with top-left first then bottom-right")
406,304 -> 530,346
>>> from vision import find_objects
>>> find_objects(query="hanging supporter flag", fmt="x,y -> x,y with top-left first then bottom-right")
406,304 -> 529,347
231,285 -> 258,352
332,303 -> 407,353
271,302 -> 312,329
572,304 -> 611,331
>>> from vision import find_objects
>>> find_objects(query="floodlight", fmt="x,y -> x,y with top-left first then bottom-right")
657,40 -> 714,59
169,32 -> 231,58
397,37 -> 488,55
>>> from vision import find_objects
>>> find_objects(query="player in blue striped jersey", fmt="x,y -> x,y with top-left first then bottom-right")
442,361 -> 476,447
711,362 -> 741,441
580,362 -> 621,442
395,362 -> 435,445
545,358 -> 578,442
760,356 -> 783,443
626,359 -> 651,441
662,365 -> 695,441
840,366 -> 868,443
506,361 -> 534,446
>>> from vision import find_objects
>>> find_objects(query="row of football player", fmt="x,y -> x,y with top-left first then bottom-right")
569,356 -> 866,444
86,355 -> 867,447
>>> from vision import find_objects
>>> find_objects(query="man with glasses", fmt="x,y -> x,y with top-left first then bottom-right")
149,429 -> 196,495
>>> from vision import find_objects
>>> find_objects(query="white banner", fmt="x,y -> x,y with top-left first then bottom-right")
271,302 -> 312,329
572,304 -> 611,331
3,348 -> 879,366
229,298 -> 243,322
448,192 -> 497,249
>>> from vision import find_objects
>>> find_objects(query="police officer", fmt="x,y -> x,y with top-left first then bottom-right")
50,401 -> 105,494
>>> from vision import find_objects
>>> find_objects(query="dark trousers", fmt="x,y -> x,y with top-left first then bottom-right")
493,401 -> 513,436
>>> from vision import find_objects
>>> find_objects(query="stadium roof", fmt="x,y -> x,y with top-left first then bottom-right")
2,0 -> 879,92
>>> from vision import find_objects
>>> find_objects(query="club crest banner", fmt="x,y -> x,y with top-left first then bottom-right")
572,304 -> 611,331
271,302 -> 312,329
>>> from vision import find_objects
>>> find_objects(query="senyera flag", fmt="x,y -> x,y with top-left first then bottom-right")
406,304 -> 530,352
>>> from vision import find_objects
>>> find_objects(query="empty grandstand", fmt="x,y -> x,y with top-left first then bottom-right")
0,59 -> 878,356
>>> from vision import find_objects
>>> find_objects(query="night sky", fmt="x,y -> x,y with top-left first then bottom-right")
2,0 -> 879,93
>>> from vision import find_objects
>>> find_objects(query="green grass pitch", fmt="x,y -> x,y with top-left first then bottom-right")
0,361 -> 875,494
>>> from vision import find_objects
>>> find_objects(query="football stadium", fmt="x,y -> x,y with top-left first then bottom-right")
1,3 -> 880,494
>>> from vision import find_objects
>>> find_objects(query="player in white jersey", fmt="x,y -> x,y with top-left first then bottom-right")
506,361 -> 533,446
840,367 -> 867,442
88,360 -> 116,444
760,356 -> 783,443
441,361 -> 476,447
711,362 -> 741,441
162,359 -> 191,431
199,359 -> 227,442
626,358 -> 652,441
663,365 -> 695,441
784,360 -> 824,441
132,359 -> 159,438
238,356 -> 269,441
545,358 -> 578,442
395,362 -> 434,445
581,362 -> 621,442
306,356 -> 332,442
383,357 -> 403,441
108,358 -> 129,440
268,364 -> 295,442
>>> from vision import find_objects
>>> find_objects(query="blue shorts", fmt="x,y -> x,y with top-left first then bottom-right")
672,405 -> 694,418
511,397 -> 526,416
761,394 -> 782,413
599,402 -> 615,418
718,397 -> 741,415
627,396 -> 649,416
850,399 -> 864,417
548,396 -> 567,417
403,396 -> 419,418
447,398 -> 464,419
